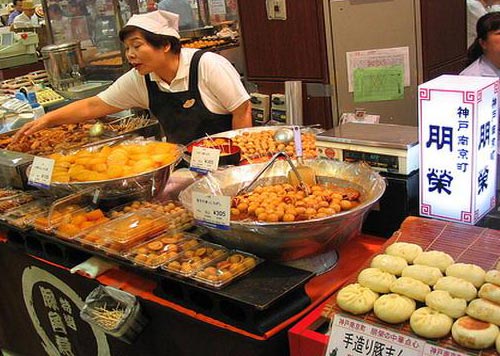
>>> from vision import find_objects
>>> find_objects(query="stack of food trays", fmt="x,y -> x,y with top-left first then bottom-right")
109,200 -> 193,232
1,199 -> 52,230
334,241 -> 500,353
75,209 -> 170,255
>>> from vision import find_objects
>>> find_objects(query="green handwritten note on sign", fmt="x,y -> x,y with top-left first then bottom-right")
353,65 -> 404,103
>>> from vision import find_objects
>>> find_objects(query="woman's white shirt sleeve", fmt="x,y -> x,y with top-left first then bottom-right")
97,69 -> 149,109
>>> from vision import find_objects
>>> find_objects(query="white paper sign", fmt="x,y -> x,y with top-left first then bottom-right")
325,314 -> 425,356
190,146 -> 220,173
28,156 -> 54,189
346,47 -> 410,92
192,192 -> 230,230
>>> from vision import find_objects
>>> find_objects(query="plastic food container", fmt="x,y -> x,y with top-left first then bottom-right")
0,199 -> 51,229
0,193 -> 35,214
124,232 -> 201,269
0,187 -> 23,200
162,242 -> 228,277
190,250 -> 263,288
33,190 -> 93,233
109,200 -> 194,231
54,208 -> 110,240
80,285 -> 147,344
81,209 -> 169,254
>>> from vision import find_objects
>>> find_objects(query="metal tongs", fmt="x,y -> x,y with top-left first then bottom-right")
236,151 -> 310,196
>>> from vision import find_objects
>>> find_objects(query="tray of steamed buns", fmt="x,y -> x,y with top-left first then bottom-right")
334,240 -> 500,354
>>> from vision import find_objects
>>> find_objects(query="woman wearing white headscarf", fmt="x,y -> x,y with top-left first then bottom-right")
15,11 -> 251,145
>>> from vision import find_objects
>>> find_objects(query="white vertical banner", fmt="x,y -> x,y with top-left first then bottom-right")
419,75 -> 498,224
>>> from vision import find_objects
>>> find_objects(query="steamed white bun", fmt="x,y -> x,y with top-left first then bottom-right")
425,290 -> 466,318
385,242 -> 422,263
452,316 -> 499,350
390,276 -> 431,302
370,254 -> 408,275
410,307 -> 453,339
434,276 -> 477,301
358,267 -> 396,294
479,283 -> 500,304
402,265 -> 443,286
413,251 -> 454,273
466,298 -> 500,325
374,293 -> 416,324
485,270 -> 500,286
336,283 -> 379,315
446,263 -> 485,288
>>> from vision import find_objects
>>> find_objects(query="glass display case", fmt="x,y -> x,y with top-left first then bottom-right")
41,0 -> 242,82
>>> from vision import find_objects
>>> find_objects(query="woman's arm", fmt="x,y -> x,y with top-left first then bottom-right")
231,100 -> 252,129
14,96 -> 122,139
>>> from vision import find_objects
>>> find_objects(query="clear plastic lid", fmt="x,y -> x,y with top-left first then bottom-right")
0,193 -> 35,214
1,199 -> 51,229
124,232 -> 201,269
162,242 -> 228,277
190,250 -> 262,288
0,187 -> 24,200
33,189 -> 93,233
54,208 -> 111,240
109,199 -> 194,231
82,209 -> 169,254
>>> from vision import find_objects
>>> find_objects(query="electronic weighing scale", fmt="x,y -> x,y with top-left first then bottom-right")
316,122 -> 419,175
0,32 -> 38,69
316,122 -> 420,237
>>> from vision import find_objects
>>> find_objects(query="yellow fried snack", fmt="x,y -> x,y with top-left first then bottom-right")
49,142 -> 179,182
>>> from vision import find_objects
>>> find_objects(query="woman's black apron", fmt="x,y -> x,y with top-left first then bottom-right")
145,50 -> 232,145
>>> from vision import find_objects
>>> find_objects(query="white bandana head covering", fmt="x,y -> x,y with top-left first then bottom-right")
124,10 -> 180,39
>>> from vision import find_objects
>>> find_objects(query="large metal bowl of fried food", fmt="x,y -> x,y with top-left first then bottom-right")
45,139 -> 183,199
179,159 -> 385,262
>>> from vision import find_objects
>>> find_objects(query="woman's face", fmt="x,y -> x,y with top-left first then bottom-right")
481,29 -> 500,63
124,31 -> 169,75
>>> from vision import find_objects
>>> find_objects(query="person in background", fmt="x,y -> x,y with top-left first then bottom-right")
14,10 -> 251,145
461,12 -> 500,78
157,0 -> 196,30
11,0 -> 38,29
7,0 -> 22,26
461,12 -> 500,191
467,0 -> 500,47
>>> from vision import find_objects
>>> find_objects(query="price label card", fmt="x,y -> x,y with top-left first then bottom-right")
28,156 -> 54,189
192,192 -> 230,230
325,314 -> 425,356
190,146 -> 220,174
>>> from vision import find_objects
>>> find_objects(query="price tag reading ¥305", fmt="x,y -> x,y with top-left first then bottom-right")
28,156 -> 55,189
325,314 -> 425,356
192,192 -> 230,230
190,146 -> 220,174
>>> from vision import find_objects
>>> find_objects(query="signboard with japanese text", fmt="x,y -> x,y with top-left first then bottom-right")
325,314 -> 425,356
192,192 -> 231,230
28,156 -> 54,189
419,75 -> 499,224
189,146 -> 220,174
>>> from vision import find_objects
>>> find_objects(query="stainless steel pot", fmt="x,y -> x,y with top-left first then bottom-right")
41,42 -> 85,91
179,159 -> 386,262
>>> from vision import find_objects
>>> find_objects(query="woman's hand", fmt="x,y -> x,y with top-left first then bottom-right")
12,116 -> 50,141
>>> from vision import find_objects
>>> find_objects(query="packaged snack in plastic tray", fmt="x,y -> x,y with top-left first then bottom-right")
33,190 -> 93,233
1,199 -> 51,229
109,200 -> 193,231
0,193 -> 35,214
0,187 -> 23,200
125,232 -> 201,269
54,208 -> 111,240
80,209 -> 169,254
162,242 -> 228,277
190,250 -> 263,288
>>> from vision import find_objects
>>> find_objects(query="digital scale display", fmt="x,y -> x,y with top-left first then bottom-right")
343,150 -> 399,172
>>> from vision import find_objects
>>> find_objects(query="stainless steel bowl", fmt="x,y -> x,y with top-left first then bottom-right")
49,140 -> 183,200
179,159 -> 386,262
